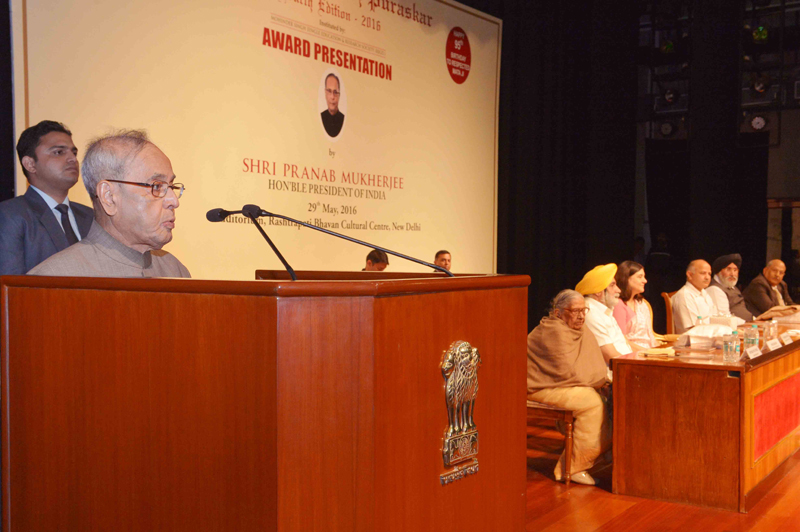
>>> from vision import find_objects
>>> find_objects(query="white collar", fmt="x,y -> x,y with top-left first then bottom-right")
585,296 -> 613,316
30,184 -> 71,210
684,281 -> 705,296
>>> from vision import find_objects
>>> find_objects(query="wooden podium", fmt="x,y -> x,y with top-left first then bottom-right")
1,272 -> 529,531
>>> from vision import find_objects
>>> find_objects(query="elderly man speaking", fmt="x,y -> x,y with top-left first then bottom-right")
528,289 -> 611,486
577,263 -> 635,362
29,131 -> 190,277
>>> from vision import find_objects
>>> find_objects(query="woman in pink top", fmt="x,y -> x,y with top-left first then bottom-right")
613,261 -> 658,349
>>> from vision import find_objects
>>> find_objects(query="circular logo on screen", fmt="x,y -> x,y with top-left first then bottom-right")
445,27 -> 471,84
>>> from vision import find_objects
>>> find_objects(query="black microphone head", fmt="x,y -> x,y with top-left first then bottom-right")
206,208 -> 229,222
241,204 -> 263,218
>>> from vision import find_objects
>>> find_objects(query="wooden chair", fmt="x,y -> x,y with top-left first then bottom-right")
644,297 -> 655,333
661,291 -> 677,334
527,401 -> 574,486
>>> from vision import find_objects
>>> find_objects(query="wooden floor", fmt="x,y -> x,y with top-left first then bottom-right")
526,420 -> 800,531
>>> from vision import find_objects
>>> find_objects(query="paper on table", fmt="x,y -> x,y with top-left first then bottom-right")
756,305 -> 800,320
675,324 -> 732,350
642,347 -> 676,356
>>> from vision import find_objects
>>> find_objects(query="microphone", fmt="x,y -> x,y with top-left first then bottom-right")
238,205 -> 455,277
206,208 -> 241,222
207,205 -> 298,280
241,204 -> 263,219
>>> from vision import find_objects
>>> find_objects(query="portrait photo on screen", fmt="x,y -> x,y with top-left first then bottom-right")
319,70 -> 347,139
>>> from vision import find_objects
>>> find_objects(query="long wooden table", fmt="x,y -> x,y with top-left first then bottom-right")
612,327 -> 800,512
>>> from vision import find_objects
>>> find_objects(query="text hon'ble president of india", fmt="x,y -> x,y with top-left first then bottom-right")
527,289 -> 611,486
28,130 -> 190,278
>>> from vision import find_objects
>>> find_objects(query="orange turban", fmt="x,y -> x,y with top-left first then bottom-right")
575,264 -> 618,295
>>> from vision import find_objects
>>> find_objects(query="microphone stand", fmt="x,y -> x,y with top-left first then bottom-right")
245,205 -> 454,277
242,207 -> 298,281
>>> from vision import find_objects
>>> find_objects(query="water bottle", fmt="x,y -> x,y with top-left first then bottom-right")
732,331 -> 740,359
745,325 -> 759,350
723,334 -> 736,362
695,315 -> 703,327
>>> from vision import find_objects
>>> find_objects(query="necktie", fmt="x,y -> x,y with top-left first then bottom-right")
773,285 -> 786,307
54,204 -> 79,245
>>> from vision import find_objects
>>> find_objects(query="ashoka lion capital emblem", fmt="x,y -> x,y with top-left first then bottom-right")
440,340 -> 481,484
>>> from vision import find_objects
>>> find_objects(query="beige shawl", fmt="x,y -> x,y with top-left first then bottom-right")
527,316 -> 607,393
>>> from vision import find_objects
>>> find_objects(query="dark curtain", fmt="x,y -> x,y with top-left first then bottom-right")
465,0 -> 640,328
644,135 -> 769,332
643,139 -> 690,332
642,0 -> 768,332
688,1 -> 768,291
731,134 -> 770,286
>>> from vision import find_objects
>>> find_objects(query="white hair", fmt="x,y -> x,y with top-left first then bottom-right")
551,289 -> 583,314
82,130 -> 150,198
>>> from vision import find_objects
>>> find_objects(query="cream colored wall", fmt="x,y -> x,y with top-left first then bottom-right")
12,0 -> 500,279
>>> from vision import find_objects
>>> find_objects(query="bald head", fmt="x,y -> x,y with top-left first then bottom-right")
686,259 -> 712,290
763,260 -> 786,287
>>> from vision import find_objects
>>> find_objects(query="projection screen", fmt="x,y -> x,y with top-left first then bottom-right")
11,0 -> 501,279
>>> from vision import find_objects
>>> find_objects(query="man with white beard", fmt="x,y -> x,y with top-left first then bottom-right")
706,254 -> 753,321
576,263 -> 635,364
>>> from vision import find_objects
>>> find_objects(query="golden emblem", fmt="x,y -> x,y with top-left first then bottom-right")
440,340 -> 481,484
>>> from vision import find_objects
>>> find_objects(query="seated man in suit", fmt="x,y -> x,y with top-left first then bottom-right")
743,259 -> 794,317
29,130 -> 190,278
527,289 -> 611,486
0,120 -> 93,275
706,253 -> 753,321
671,259 -> 720,333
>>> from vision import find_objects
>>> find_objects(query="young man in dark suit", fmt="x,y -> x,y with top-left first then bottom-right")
0,120 -> 93,275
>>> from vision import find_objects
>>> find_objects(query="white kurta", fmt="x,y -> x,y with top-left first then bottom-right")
671,282 -> 719,334
584,297 -> 632,355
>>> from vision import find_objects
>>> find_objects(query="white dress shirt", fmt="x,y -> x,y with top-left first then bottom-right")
671,282 -> 719,334
584,297 -> 632,355
30,185 -> 82,241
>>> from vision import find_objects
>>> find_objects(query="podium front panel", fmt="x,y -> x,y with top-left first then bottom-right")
2,274 -> 529,531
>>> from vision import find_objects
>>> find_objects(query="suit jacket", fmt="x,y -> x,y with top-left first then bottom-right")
742,273 -> 795,317
0,187 -> 93,276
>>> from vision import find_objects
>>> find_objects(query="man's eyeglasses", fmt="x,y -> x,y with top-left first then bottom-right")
563,308 -> 590,316
326,89 -> 340,97
105,179 -> 185,198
